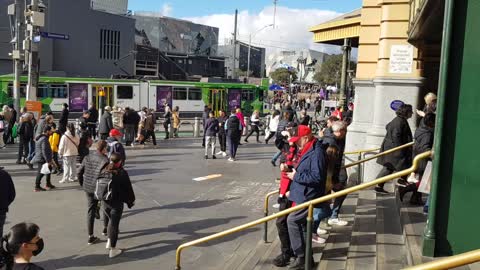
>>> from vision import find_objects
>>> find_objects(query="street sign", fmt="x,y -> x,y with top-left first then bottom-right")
40,31 -> 70,40
390,100 -> 404,111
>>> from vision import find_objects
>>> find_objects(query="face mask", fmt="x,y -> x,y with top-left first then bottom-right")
32,238 -> 44,256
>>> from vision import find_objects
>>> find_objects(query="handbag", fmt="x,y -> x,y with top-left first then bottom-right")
418,161 -> 433,194
40,163 -> 51,174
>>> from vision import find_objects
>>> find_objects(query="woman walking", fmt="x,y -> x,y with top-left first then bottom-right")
101,153 -> 135,258
244,110 -> 262,143
58,123 -> 79,183
265,110 -> 280,144
172,106 -> 180,138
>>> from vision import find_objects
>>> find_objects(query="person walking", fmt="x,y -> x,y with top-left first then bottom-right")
225,109 -> 242,161
6,104 -> 17,144
163,103 -> 172,140
216,109 -> 228,157
107,129 -> 126,163
34,112 -> 53,139
172,106 -> 180,138
2,105 -> 13,145
0,222 -> 46,270
58,103 -> 69,134
16,115 -> 33,164
265,110 -> 280,144
143,109 -> 157,146
100,153 -> 136,258
0,114 -> 5,149
374,104 -> 413,194
204,112 -> 219,159
202,106 -> 211,147
31,125 -> 56,192
58,123 -> 80,183
48,123 -> 62,175
78,110 -> 90,135
87,103 -> 99,140
122,107 -> 137,147
99,106 -> 113,140
78,140 -> 109,245
0,168 -> 15,238
244,110 -> 262,143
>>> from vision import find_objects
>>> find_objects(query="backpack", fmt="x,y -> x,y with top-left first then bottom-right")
107,140 -> 119,158
227,116 -> 240,133
95,167 -> 113,201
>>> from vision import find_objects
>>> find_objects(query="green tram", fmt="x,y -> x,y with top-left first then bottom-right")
0,75 -> 268,117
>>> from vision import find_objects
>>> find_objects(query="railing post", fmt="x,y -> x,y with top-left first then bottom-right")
193,117 -> 200,138
264,209 -> 268,243
305,204 -> 314,270
357,152 -> 362,184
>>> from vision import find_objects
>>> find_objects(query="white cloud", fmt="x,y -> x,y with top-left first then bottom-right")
183,5 -> 343,55
161,3 -> 172,17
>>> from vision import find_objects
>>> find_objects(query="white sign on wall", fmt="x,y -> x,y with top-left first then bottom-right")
389,45 -> 414,74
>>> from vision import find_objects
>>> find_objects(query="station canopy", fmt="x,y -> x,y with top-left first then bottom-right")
309,8 -> 361,48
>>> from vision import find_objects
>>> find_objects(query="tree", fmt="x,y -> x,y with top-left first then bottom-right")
269,68 -> 297,84
314,54 -> 356,85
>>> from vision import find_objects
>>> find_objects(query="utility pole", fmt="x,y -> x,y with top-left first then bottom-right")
273,0 -> 278,28
7,0 -> 23,116
232,9 -> 238,79
25,0 -> 45,101
247,24 -> 273,82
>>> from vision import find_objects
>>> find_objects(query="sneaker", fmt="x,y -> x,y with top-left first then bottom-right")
105,238 -> 111,249
212,155 -> 217,159
244,139 -> 248,143
288,256 -> 306,270
204,155 -> 208,159
69,178 -> 78,182
272,203 -> 280,209
328,218 -> 348,226
273,253 -> 292,267
45,185 -> 56,190
228,157 -> 235,162
396,179 -> 408,187
216,151 -> 223,155
102,227 -> 108,236
88,236 -> 100,245
34,187 -> 46,192
59,179 -> 67,184
271,160 -> 276,167
374,186 -> 389,194
109,247 -> 123,258
312,234 -> 326,244
222,152 -> 227,157
317,228 -> 327,235
407,174 -> 419,184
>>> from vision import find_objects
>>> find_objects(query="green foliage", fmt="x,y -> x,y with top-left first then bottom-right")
269,68 -> 297,84
314,54 -> 356,85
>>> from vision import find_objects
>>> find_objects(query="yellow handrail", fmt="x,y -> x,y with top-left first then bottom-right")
344,147 -> 380,155
404,249 -> 480,270
175,150 -> 431,269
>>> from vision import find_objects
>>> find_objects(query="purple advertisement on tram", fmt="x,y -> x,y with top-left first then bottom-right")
156,86 -> 173,112
228,89 -> 241,111
69,84 -> 88,112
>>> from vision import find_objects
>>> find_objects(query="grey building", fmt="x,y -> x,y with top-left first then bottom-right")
218,41 -> 266,79
91,0 -> 128,15
0,0 -> 135,77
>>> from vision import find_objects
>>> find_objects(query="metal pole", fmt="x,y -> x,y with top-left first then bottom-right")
26,0 -> 40,102
13,0 -> 22,116
305,204 -> 314,270
247,34 -> 251,82
263,210 -> 268,243
358,152 -> 362,183
340,38 -> 351,110
232,9 -> 238,79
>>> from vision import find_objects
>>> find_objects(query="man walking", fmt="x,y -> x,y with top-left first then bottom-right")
58,103 -> 69,134
0,168 -> 15,237
225,109 -> 242,161
143,109 -> 157,146
87,103 -> 99,140
99,106 -> 113,140
204,112 -> 219,159
216,109 -> 228,157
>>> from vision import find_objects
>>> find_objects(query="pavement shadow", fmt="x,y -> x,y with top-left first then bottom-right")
37,216 -> 259,269
127,168 -> 167,176
122,198 -> 240,219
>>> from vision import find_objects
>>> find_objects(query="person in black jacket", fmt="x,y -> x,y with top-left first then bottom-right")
31,125 -> 56,192
0,168 -> 15,238
78,140 -> 109,245
204,112 -> 219,159
58,103 -> 69,134
216,109 -> 228,157
374,104 -> 413,194
122,107 -> 137,146
163,103 -> 172,140
102,153 -> 135,258
87,103 -> 99,140
78,110 -> 90,135
225,109 -> 242,161
16,115 -> 33,164
98,106 -> 113,140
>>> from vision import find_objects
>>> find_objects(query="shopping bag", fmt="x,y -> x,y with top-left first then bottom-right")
40,163 -> 51,175
418,161 -> 433,194
12,123 -> 18,138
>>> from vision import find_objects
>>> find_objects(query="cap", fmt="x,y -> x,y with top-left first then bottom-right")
109,128 -> 123,137
289,125 -> 311,143
105,106 -> 112,111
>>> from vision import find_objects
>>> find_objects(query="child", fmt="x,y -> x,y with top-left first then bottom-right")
48,123 -> 63,175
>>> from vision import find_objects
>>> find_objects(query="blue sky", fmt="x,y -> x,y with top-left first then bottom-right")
128,0 -> 362,17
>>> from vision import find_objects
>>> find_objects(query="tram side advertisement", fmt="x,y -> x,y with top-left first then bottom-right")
156,86 -> 173,112
69,83 -> 88,112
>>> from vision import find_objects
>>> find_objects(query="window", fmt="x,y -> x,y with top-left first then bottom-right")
7,83 -> 27,98
36,84 -> 67,98
188,88 -> 202,100
117,85 -> 133,99
173,87 -> 187,100
242,89 -> 255,101
100,29 -> 120,60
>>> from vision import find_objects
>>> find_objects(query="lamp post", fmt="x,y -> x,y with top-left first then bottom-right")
247,24 -> 273,82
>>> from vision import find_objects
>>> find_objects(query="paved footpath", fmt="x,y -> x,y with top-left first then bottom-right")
0,139 -> 280,270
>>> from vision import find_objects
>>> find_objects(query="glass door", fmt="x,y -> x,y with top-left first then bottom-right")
92,85 -> 113,110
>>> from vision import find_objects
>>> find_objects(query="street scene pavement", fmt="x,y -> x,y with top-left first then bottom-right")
1,139 -> 279,270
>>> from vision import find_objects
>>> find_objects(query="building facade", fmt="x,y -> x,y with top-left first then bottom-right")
217,41 -> 266,79
91,0 -> 128,15
0,0 -> 135,78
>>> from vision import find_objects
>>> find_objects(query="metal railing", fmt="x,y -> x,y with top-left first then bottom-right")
344,147 -> 381,184
404,249 -> 480,270
175,150 -> 431,270
262,142 -> 414,242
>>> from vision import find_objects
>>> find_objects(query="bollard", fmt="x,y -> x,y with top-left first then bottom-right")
305,204 -> 313,270
193,117 -> 200,138
169,123 -> 174,138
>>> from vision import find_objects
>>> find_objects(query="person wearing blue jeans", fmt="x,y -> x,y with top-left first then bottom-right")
312,202 -> 332,243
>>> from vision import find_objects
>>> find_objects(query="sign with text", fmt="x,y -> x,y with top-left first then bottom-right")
40,31 -> 70,40
25,101 -> 42,121
389,45 -> 413,74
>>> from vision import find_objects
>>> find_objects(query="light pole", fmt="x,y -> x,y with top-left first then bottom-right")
247,24 -> 273,82
25,0 -> 46,101
7,0 -> 23,116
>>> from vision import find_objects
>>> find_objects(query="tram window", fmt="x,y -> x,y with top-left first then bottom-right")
188,88 -> 202,100
36,84 -> 67,98
7,83 -> 27,98
173,87 -> 187,100
117,85 -> 133,99
242,90 -> 255,101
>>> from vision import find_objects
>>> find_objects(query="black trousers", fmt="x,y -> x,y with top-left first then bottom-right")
163,121 -> 170,139
265,131 -> 276,143
145,130 -> 156,145
218,132 -> 227,152
100,133 -> 108,140
376,164 -> 396,188
88,124 -> 97,140
35,162 -> 52,188
245,125 -> 260,141
86,192 -> 99,236
276,197 -> 293,255
103,201 -> 124,248
17,137 -> 29,161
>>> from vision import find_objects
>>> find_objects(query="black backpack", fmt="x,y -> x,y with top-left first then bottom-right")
95,166 -> 113,201
227,116 -> 240,132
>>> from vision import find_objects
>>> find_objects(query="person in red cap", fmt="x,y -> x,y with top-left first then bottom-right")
106,129 -> 126,163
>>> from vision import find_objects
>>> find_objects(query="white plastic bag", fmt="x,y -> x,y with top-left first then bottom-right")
418,161 -> 432,194
40,163 -> 51,175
